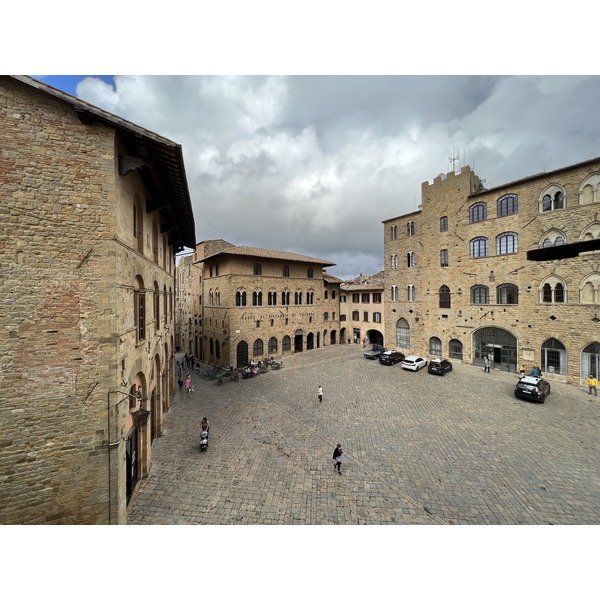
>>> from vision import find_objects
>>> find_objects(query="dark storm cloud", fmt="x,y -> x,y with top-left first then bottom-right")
75,75 -> 600,279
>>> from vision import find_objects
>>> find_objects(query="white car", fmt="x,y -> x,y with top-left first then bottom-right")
402,355 -> 428,371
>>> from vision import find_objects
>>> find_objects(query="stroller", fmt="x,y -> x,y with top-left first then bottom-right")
199,430 -> 208,452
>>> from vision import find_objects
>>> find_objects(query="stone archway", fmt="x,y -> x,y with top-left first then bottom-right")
473,327 -> 517,373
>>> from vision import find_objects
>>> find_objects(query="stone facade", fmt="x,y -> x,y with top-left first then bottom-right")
175,254 -> 195,354
0,76 -> 195,524
383,159 -> 600,386
339,272 -> 385,346
183,242 -> 341,368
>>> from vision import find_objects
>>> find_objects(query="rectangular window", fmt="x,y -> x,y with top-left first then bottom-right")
340,295 -> 346,303
254,263 -> 262,275
352,293 -> 360,303
374,312 -> 382,323
352,311 -> 359,321
340,314 -> 346,321
136,292 -> 145,342
363,312 -> 369,322
440,249 -> 448,267
361,293 -> 370,303
440,216 -> 448,232
372,293 -> 381,303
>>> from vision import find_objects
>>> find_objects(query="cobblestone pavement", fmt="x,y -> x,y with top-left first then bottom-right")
128,345 -> 600,525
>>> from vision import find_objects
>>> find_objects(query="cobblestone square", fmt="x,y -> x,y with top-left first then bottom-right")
128,345 -> 600,525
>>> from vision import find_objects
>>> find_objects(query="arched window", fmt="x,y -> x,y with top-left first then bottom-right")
282,335 -> 291,352
497,193 -> 518,217
470,237 -> 489,258
283,266 -> 290,277
253,339 -> 263,357
268,291 -> 277,306
582,342 -> 600,379
133,195 -> 143,253
541,338 -> 566,375
307,268 -> 313,278
215,340 -> 220,359
324,290 -> 328,300
469,202 -> 487,223
209,338 -> 214,356
396,318 -> 410,348
449,339 -> 463,359
252,290 -> 262,306
541,186 -> 566,212
471,285 -> 489,304
497,283 -> 518,305
324,312 -> 329,321
407,220 -> 415,236
496,232 -> 518,255
429,337 -> 442,355
332,290 -> 336,300
390,225 -> 398,240
294,291 -> 302,305
281,291 -> 290,305
542,283 -> 552,303
407,252 -> 415,267
391,285 -> 398,301
407,285 -> 415,301
236,290 -> 247,307
439,285 -> 451,308
268,337 -> 278,354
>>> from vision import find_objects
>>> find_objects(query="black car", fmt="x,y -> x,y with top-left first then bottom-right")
428,358 -> 452,376
379,350 -> 405,365
514,376 -> 551,403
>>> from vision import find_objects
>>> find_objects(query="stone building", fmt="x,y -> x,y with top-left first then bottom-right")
0,76 -> 195,524
189,242 -> 340,368
175,254 -> 195,354
383,158 -> 600,386
339,272 -> 385,346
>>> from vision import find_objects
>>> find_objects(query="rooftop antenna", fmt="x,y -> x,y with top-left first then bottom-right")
449,147 -> 460,173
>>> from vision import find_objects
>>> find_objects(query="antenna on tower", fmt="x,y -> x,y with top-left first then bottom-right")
449,147 -> 460,173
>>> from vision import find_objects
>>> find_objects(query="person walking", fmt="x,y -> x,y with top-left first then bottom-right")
519,365 -> 525,377
587,374 -> 598,396
332,443 -> 343,475
178,375 -> 183,391
185,374 -> 191,393
484,357 -> 490,373
201,417 -> 210,437
318,385 -> 323,403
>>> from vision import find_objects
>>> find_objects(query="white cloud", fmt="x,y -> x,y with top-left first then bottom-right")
74,74 -> 600,280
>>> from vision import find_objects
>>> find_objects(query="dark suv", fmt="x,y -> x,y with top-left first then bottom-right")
379,350 -> 405,365
428,358 -> 452,376
514,376 -> 551,403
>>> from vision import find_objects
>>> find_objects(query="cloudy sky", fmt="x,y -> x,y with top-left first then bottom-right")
32,74 -> 600,279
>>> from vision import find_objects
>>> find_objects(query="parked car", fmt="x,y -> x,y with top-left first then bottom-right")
428,358 -> 452,376
379,350 -> 405,365
402,356 -> 428,371
514,376 -> 551,403
364,344 -> 385,359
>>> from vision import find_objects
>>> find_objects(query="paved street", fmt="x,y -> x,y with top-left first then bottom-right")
128,345 -> 600,525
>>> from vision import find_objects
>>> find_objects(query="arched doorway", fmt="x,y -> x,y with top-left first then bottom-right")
323,330 -> 328,346
365,328 -> 383,345
236,340 -> 249,367
330,330 -> 337,345
340,327 -> 347,344
449,339 -> 463,360
473,327 -> 517,372
307,332 -> 314,350
541,338 -> 566,375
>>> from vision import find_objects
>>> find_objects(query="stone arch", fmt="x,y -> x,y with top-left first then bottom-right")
539,228 -> 567,248
578,172 -> 600,205
579,222 -> 600,241
580,272 -> 600,304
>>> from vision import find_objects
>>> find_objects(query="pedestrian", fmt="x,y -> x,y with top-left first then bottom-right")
178,375 -> 183,391
587,374 -> 598,396
201,417 -> 209,437
332,443 -> 343,475
318,385 -> 323,403
531,366 -> 540,377
185,374 -> 191,393
484,357 -> 490,373
519,365 -> 525,377
184,353 -> 188,367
